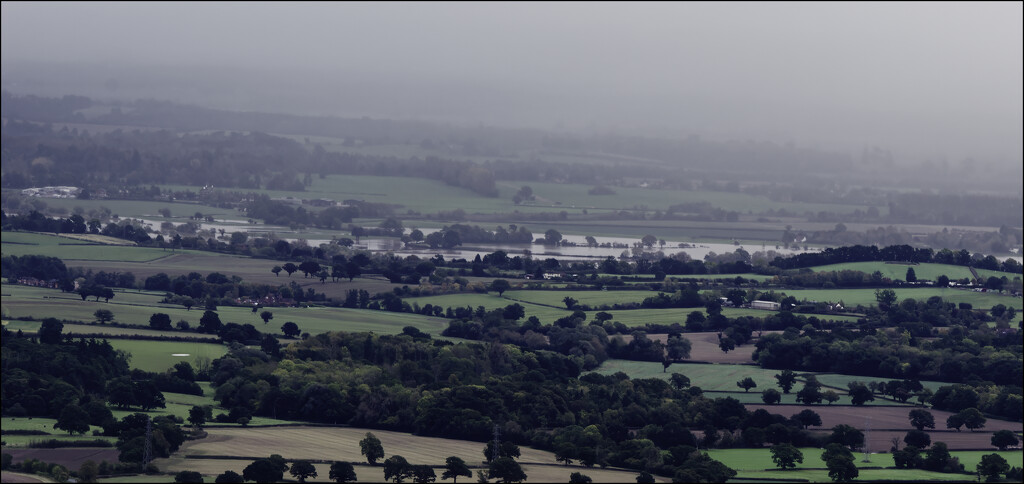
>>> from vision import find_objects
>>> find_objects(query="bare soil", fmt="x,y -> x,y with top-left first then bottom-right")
744,404 -> 1023,450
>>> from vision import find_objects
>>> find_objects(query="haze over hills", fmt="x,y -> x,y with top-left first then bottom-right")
2,2 -> 1022,170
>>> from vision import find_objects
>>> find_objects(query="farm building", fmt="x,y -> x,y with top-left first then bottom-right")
750,300 -> 781,310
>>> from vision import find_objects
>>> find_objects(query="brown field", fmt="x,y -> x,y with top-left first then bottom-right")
612,331 -> 783,364
156,426 -> 667,482
153,458 -> 667,483
1,448 -> 120,472
745,404 -> 1023,450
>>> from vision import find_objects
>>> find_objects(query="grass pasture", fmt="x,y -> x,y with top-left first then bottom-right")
106,339 -> 229,373
809,262 -> 978,282
1,283 -> 452,337
777,287 -> 1023,312
1,231 -> 181,262
591,359 -> 789,392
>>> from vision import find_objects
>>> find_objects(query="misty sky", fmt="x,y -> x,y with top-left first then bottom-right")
2,1 -> 1022,163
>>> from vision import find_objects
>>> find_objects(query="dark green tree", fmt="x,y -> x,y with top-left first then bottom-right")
908,409 -> 935,431
569,471 -> 592,483
94,309 -> 115,324
770,443 -> 803,470
329,462 -> 357,483
289,460 -> 317,483
977,454 -> 1010,482
826,455 -> 858,482
905,267 -> 917,282
55,404 -> 90,435
847,382 -> 874,406
488,457 -> 527,483
991,430 -> 1019,451
490,279 -> 511,296
281,321 -> 301,338
214,470 -> 244,483
794,409 -> 822,429
762,388 -> 782,404
441,457 -> 471,484
174,471 -> 203,483
38,318 -> 64,344
359,432 -> 385,464
903,430 -> 931,449
259,310 -> 274,324
243,458 -> 286,483
775,370 -> 797,393
383,455 -> 412,483
737,377 -> 757,392
188,405 -> 206,429
149,313 -> 172,330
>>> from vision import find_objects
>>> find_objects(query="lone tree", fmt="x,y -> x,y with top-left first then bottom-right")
175,471 -> 203,483
441,457 -> 471,484
737,377 -> 758,392
991,430 -> 1019,451
490,279 -> 511,296
906,267 -> 917,282
242,457 -> 287,483
977,454 -> 1010,482
272,265 -> 282,277
188,405 -> 207,429
488,457 -> 527,483
329,462 -> 357,483
149,312 -> 172,330
281,321 -> 301,338
794,409 -> 822,429
359,432 -> 385,464
94,309 -> 115,324
260,310 -> 274,324
214,470 -> 244,483
908,409 -> 936,431
563,296 -> 578,309
383,455 -> 412,483
826,454 -> 859,482
762,388 -> 782,404
770,443 -> 804,470
569,471 -> 593,483
775,370 -> 798,393
55,404 -> 90,435
289,460 -> 318,483
903,430 -> 931,449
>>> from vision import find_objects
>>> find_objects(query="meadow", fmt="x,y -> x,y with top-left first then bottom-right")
1,231 -> 177,262
1,284 -> 451,337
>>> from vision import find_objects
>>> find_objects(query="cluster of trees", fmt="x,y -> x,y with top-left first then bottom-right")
0,331 -> 132,419
771,244 -> 1020,274
206,329 -> 938,481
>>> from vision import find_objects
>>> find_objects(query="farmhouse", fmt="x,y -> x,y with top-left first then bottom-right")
750,300 -> 781,311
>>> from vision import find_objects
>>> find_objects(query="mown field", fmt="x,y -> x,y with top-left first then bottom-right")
775,287 -> 1023,312
152,425 -> 666,483
105,339 -> 229,373
810,262 -> 977,282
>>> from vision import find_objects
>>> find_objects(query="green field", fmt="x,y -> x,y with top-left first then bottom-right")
812,373 -> 949,394
27,197 -> 246,222
710,447 -> 1023,482
2,284 -> 451,337
0,417 -> 115,447
591,360 -> 802,392
106,339 -> 229,373
1,231 -> 194,262
809,261 -> 1021,282
504,289 -> 657,307
777,287 -> 1023,312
